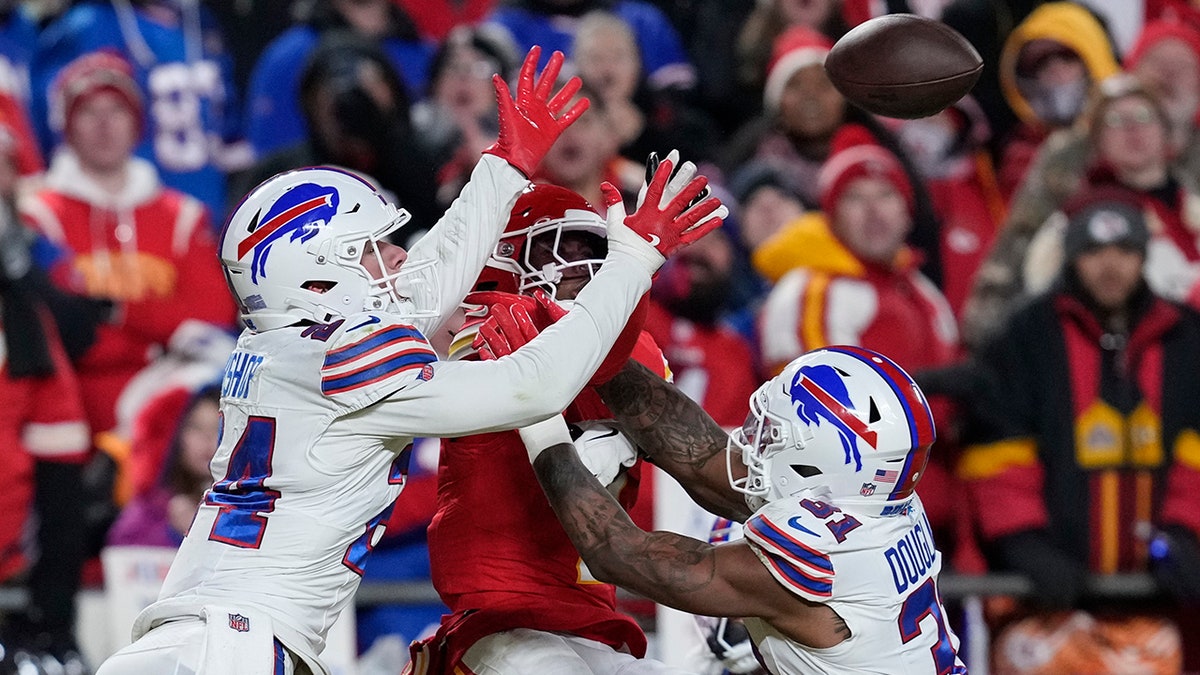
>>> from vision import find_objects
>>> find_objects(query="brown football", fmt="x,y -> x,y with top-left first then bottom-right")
824,14 -> 983,119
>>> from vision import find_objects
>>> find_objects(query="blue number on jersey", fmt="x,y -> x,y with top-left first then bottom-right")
205,416 -> 279,548
898,577 -> 965,675
343,503 -> 395,576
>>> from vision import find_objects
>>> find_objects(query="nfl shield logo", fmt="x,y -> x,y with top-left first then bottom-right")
228,613 -> 250,632
859,482 -> 876,497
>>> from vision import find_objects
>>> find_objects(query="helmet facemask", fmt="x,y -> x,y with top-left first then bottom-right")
515,225 -> 606,302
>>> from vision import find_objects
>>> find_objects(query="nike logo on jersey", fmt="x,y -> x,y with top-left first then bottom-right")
787,516 -> 820,537
643,233 -> 661,247
348,315 -> 382,332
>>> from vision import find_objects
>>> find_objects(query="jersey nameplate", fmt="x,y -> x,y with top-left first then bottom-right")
222,349 -> 265,400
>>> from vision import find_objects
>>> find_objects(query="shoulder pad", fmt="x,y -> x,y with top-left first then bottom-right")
320,313 -> 438,404
743,500 -> 835,601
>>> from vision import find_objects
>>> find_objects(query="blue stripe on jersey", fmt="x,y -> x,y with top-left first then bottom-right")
323,325 -> 427,367
746,516 -> 834,573
321,350 -> 437,394
761,548 -> 833,597
274,639 -> 285,675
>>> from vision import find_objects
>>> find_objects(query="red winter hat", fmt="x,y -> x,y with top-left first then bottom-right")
1126,18 -> 1200,71
763,26 -> 834,111
817,124 -> 914,216
51,50 -> 144,136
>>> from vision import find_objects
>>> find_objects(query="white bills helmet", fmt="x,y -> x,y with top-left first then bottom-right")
220,166 -> 435,332
728,346 -> 936,515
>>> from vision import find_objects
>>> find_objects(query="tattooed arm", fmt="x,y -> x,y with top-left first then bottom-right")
529,437 -> 850,647
596,360 -> 752,521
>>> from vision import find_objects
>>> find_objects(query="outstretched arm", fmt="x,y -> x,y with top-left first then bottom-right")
597,361 -> 752,522
405,47 -> 588,331
520,416 -> 845,646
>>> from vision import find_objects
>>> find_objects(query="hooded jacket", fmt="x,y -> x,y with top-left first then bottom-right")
20,149 -> 235,433
999,2 -> 1120,130
754,212 -> 957,377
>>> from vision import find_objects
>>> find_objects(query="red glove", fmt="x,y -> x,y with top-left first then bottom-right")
483,46 -> 590,178
470,288 -> 645,386
602,157 -> 727,273
468,289 -> 567,359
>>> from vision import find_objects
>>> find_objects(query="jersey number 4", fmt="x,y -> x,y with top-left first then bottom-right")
206,416 -> 279,548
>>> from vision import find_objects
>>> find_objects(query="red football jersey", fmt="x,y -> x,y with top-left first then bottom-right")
427,331 -> 668,664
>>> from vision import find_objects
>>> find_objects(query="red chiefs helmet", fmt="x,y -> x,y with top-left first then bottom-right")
474,184 -> 607,298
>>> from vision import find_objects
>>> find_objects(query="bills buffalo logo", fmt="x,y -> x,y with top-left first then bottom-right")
790,364 -> 878,471
228,613 -> 250,632
237,183 -> 340,283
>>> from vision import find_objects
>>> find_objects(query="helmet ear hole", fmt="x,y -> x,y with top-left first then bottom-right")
791,464 -> 821,478
868,398 -> 881,424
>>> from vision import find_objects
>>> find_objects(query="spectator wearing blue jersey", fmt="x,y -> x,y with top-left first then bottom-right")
486,0 -> 695,92
31,0 -> 247,223
0,1 -> 45,179
244,0 -> 435,159
0,1 -> 38,112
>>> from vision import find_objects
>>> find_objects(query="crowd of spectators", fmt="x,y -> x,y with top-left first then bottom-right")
1,0 -> 1200,673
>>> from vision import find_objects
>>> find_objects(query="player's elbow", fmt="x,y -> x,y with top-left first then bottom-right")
582,556 -> 630,588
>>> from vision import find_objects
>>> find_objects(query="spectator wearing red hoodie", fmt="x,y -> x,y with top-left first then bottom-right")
1126,17 -> 1200,180
0,113 -> 90,673
754,124 -> 960,536
19,51 -> 236,449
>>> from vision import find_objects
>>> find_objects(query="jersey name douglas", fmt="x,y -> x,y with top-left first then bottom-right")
145,313 -> 436,665
743,495 -> 966,674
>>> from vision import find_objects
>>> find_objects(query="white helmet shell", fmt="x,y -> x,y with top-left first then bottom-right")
728,346 -> 936,515
220,166 -> 435,332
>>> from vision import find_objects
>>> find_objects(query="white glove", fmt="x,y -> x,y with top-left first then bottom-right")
518,417 -> 638,487
571,421 -> 638,487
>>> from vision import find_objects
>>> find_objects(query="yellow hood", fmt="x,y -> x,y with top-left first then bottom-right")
1000,2 -> 1120,127
751,212 -> 865,282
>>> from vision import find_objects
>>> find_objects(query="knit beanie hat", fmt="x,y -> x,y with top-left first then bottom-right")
763,26 -> 834,112
1125,18 -> 1200,73
51,50 -> 144,135
1062,186 -> 1149,262
817,124 -> 914,216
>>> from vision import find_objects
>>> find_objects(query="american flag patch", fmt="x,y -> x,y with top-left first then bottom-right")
874,468 -> 899,483
321,324 -> 437,395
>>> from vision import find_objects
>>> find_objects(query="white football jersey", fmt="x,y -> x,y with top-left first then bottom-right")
743,495 -> 966,674
130,201 -> 654,675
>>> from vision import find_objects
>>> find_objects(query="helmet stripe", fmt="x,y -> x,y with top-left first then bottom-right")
821,346 -> 935,448
236,193 -> 334,259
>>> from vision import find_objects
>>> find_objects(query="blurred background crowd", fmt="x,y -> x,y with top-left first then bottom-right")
2,0 -> 1200,673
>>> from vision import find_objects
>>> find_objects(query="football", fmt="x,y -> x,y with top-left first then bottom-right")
824,14 -> 983,119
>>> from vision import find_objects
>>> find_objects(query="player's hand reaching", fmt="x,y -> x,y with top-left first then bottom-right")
637,149 -> 710,211
483,46 -> 590,177
467,289 -> 566,360
603,157 -> 728,276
